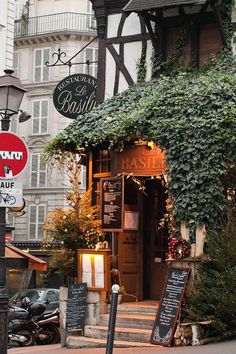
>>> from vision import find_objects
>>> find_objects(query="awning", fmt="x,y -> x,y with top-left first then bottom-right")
123,0 -> 204,12
6,244 -> 47,271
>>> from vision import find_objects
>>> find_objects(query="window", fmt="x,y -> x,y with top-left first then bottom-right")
30,153 -> 47,187
34,48 -> 50,82
28,204 -> 46,240
45,290 -> 59,302
32,100 -> 48,134
80,165 -> 87,190
84,48 -> 98,78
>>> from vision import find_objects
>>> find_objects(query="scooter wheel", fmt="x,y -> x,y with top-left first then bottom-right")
18,333 -> 35,347
36,325 -> 61,345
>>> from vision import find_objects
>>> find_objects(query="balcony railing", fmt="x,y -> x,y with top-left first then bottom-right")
14,12 -> 96,38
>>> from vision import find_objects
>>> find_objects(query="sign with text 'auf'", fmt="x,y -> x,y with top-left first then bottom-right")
0,132 -> 28,179
0,180 -> 23,207
53,73 -> 97,119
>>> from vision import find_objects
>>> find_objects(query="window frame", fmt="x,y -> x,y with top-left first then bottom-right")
30,152 -> 47,188
28,204 -> 46,241
31,99 -> 49,135
33,48 -> 50,83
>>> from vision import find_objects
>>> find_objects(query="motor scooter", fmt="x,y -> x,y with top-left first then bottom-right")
35,308 -> 61,345
8,299 -> 45,346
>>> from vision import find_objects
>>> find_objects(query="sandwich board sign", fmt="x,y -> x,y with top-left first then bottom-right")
0,132 -> 28,179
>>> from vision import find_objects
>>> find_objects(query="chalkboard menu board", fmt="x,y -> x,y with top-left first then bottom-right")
66,283 -> 87,331
150,267 -> 190,346
101,176 -> 124,231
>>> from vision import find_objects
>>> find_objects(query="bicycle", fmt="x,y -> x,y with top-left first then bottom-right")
0,192 -> 16,205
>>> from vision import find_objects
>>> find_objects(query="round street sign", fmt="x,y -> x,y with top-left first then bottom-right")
0,132 -> 28,179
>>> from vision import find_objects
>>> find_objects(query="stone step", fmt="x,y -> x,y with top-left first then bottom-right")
108,302 -> 158,316
99,313 -> 155,329
84,325 -> 152,343
67,335 -> 157,348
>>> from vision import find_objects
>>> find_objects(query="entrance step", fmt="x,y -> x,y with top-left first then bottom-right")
108,301 -> 158,316
99,313 -> 155,329
84,325 -> 152,343
67,335 -> 157,348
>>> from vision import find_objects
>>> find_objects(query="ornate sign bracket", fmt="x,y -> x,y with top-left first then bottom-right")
45,36 -> 98,75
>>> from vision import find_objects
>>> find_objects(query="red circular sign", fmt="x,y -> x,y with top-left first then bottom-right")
0,132 -> 28,179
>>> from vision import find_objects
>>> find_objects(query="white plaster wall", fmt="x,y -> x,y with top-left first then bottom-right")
107,14 -> 121,38
29,0 -> 89,17
105,48 -> 116,99
123,41 -> 142,85
122,13 -> 141,36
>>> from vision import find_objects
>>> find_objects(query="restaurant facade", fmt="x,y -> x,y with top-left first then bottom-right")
48,0 -> 235,302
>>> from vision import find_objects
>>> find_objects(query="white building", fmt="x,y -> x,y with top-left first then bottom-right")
8,0 -> 97,268
0,0 -> 15,73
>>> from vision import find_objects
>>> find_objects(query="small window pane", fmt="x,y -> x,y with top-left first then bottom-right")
39,172 -> 46,187
33,101 -> 40,117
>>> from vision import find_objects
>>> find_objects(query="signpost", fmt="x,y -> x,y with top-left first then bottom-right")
0,132 -> 28,179
101,176 -> 124,232
53,73 -> 97,119
150,267 -> 190,346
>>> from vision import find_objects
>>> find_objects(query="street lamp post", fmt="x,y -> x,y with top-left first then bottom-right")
0,69 -> 28,354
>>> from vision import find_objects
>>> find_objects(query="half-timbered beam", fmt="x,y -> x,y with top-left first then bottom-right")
107,44 -> 134,86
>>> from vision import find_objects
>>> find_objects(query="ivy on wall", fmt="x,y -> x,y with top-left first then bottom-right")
45,50 -> 236,230
45,1 -> 236,232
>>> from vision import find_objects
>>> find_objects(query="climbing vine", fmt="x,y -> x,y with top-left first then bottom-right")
45,3 -> 236,233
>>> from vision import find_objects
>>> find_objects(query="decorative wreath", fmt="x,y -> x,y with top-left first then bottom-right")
168,237 -> 191,259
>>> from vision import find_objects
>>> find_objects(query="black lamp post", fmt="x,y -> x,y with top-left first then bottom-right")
0,69 -> 28,354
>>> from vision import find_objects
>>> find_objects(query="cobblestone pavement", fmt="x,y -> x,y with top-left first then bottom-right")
8,340 -> 236,354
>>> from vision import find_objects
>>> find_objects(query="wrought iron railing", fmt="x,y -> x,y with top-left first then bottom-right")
14,12 -> 96,38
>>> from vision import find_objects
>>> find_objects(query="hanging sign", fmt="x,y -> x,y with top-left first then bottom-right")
150,267 -> 190,347
53,73 -> 97,119
0,132 -> 28,179
101,176 -> 124,232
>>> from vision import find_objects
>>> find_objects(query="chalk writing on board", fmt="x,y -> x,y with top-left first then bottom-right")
150,268 -> 190,346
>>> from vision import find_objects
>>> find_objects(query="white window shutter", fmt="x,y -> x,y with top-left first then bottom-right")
34,50 -> 42,82
28,205 -> 46,240
43,49 -> 50,81
80,165 -> 87,190
29,205 -> 37,240
31,154 -> 39,187
32,100 -> 48,134
41,101 -> 48,133
38,206 -> 46,240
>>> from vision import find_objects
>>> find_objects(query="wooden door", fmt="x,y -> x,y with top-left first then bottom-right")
118,180 -> 143,301
143,180 -> 168,300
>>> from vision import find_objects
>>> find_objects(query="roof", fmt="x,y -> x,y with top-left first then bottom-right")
123,0 -> 204,12
6,244 -> 47,271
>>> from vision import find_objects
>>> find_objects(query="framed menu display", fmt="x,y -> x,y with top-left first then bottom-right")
101,176 -> 124,231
